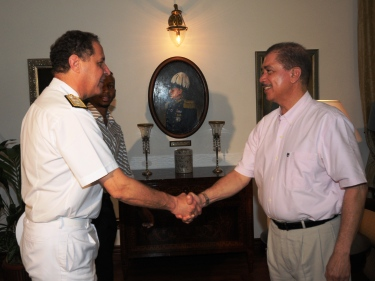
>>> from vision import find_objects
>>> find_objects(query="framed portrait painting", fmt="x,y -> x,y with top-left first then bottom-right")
148,57 -> 209,139
28,58 -> 53,105
255,49 -> 319,122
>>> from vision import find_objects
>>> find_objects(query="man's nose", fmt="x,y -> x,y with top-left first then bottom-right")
103,63 -> 110,76
259,72 -> 267,84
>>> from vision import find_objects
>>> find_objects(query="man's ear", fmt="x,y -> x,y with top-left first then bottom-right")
68,54 -> 81,73
290,67 -> 302,83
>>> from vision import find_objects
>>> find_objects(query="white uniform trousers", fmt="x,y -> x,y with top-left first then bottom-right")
20,216 -> 98,281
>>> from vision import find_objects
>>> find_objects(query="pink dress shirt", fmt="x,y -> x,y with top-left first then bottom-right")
235,92 -> 366,222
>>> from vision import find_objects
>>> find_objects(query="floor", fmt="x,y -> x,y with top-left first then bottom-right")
114,241 -> 269,281
0,240 -> 371,281
115,240 -> 372,281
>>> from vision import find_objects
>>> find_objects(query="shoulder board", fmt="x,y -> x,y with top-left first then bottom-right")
183,100 -> 196,109
65,94 -> 87,109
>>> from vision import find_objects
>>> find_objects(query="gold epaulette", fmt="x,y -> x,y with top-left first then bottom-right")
65,94 -> 87,109
183,100 -> 196,109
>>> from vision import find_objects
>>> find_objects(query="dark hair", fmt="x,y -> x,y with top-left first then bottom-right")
50,30 -> 100,74
265,42 -> 311,86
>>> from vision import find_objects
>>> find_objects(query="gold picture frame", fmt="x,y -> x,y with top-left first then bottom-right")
28,58 -> 53,105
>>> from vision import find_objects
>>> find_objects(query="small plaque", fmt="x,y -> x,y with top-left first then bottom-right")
170,140 -> 191,147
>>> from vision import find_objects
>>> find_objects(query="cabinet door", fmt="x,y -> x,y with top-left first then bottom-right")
119,178 -> 253,259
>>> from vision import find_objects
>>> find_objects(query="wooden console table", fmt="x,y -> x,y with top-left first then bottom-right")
118,166 -> 254,277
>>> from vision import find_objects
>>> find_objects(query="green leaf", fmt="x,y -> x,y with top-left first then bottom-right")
0,140 -> 24,264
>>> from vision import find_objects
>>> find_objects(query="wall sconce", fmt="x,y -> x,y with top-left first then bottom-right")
209,121 -> 225,174
137,123 -> 153,176
167,4 -> 188,47
318,100 -> 362,142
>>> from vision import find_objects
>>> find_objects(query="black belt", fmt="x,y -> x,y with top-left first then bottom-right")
272,215 -> 338,231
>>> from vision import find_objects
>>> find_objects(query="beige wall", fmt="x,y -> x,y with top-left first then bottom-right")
0,0 -> 365,237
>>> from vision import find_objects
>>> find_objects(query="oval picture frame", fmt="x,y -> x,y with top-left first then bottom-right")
148,57 -> 209,139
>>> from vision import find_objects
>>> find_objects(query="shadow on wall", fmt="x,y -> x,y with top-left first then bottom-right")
206,93 -> 235,165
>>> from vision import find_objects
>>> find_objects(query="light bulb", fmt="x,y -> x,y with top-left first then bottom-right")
176,31 -> 181,45
168,29 -> 186,47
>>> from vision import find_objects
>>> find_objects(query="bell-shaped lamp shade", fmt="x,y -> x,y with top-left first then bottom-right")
209,121 -> 225,136
137,123 -> 153,139
318,100 -> 362,142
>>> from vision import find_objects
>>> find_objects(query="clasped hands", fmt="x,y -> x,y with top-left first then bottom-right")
172,192 -> 203,224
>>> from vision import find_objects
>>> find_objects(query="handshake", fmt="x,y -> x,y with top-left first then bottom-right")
171,192 -> 209,224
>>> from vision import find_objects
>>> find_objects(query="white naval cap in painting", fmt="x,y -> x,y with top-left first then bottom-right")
170,72 -> 190,89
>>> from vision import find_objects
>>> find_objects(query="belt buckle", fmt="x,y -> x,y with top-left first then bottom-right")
282,222 -> 289,231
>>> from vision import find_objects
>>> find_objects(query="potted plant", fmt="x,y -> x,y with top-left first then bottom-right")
0,139 -> 30,280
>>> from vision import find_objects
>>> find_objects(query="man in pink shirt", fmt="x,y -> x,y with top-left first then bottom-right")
192,42 -> 368,280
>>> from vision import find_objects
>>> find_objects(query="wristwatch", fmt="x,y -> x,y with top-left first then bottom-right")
201,192 -> 210,207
